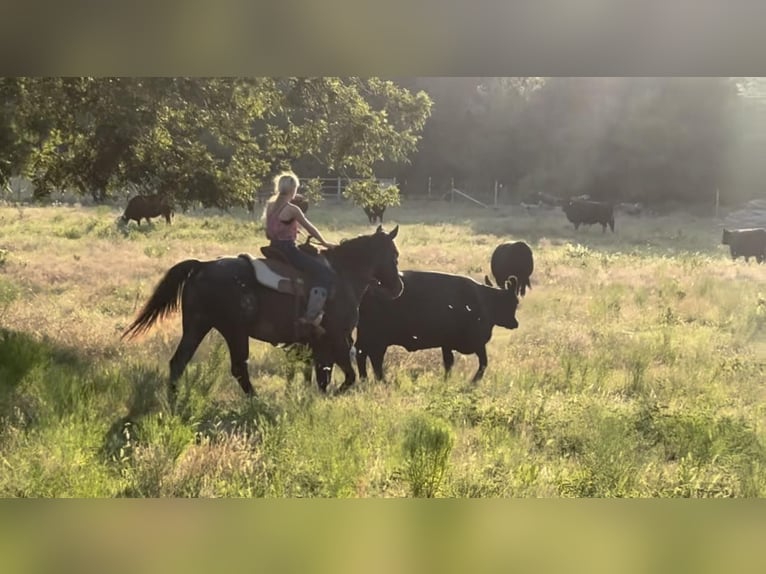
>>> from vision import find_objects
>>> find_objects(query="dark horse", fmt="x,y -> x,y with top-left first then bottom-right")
122,225 -> 403,396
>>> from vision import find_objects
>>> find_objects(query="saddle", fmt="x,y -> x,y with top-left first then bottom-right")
238,241 -> 329,298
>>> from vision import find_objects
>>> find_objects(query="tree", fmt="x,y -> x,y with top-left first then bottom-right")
0,77 -> 432,207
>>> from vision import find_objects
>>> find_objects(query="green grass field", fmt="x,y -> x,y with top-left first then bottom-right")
1,200 -> 765,497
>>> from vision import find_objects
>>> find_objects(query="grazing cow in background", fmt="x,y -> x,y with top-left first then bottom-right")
562,199 -> 615,232
490,241 -> 534,296
355,270 -> 520,383
122,194 -> 174,226
722,228 -> 766,263
363,204 -> 386,224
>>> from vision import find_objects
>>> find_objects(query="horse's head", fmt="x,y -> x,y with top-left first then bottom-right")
328,225 -> 404,299
368,225 -> 404,299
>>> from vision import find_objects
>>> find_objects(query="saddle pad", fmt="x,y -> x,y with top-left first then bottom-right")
239,253 -> 306,295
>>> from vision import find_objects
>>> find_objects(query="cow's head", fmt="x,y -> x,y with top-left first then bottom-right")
722,229 -> 731,246
483,276 -> 519,330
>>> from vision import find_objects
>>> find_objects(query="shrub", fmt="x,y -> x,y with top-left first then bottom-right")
401,413 -> 454,497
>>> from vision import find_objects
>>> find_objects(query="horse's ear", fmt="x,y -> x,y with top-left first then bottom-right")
388,225 -> 399,240
376,224 -> 383,234
484,275 -> 493,287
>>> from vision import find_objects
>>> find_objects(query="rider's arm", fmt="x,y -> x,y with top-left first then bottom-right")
291,206 -> 334,248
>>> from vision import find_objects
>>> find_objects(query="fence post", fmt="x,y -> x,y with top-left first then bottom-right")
337,177 -> 342,201
494,180 -> 498,207
715,189 -> 720,219
427,176 -> 431,199
450,177 -> 454,203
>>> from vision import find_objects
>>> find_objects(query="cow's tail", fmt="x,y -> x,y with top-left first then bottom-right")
122,259 -> 202,340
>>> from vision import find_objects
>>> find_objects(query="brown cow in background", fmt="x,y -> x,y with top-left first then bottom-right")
121,195 -> 174,226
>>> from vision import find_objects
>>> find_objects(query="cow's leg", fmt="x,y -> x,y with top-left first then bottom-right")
471,345 -> 488,383
574,222 -> 580,230
219,327 -> 254,396
441,347 -> 455,379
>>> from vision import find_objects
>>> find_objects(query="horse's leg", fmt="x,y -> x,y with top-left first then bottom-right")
169,318 -> 211,398
219,327 -> 254,396
471,345 -> 488,383
356,347 -> 369,380
441,347 -> 455,379
368,346 -> 386,382
311,344 -> 334,393
329,334 -> 356,394
335,352 -> 357,394
301,351 -> 314,385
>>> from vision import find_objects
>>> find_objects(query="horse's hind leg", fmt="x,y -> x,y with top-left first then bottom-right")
169,319 -> 211,397
220,327 -> 254,396
335,355 -> 357,394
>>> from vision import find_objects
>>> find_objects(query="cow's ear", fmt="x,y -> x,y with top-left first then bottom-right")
484,275 -> 493,287
388,225 -> 399,240
505,276 -> 518,293
376,225 -> 383,234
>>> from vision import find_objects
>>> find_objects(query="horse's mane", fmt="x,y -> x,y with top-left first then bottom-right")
326,233 -> 385,270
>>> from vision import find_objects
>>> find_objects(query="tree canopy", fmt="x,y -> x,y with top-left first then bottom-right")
0,77 -> 432,207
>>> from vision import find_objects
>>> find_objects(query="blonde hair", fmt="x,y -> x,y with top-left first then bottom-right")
262,171 -> 300,221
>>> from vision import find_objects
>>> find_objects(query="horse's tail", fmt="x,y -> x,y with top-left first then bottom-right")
122,259 -> 202,340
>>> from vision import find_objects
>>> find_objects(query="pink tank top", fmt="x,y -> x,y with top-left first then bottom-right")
266,203 -> 299,241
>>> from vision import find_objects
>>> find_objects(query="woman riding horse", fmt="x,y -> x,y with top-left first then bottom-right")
263,172 -> 336,329
123,222 -> 403,395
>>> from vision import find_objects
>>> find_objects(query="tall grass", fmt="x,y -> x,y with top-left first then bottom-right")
1,201 -> 765,497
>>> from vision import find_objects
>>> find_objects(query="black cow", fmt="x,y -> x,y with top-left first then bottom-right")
355,271 -> 520,383
363,204 -> 386,224
562,199 -> 615,232
121,194 -> 174,226
490,241 -> 534,296
722,228 -> 766,263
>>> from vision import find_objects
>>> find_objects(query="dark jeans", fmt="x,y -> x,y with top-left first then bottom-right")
270,239 -> 334,291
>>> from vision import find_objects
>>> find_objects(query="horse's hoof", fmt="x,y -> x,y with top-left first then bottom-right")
335,382 -> 355,395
